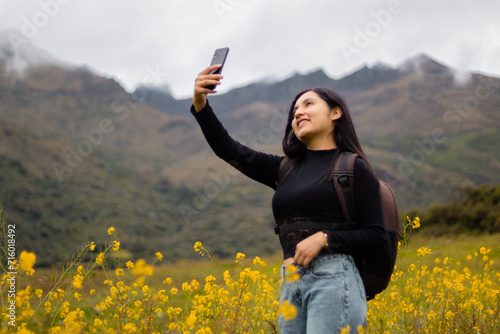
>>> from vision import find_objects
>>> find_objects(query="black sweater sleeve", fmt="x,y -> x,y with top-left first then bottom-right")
191,101 -> 284,190
325,157 -> 387,257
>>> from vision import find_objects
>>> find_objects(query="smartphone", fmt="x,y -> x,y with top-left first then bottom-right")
206,47 -> 229,90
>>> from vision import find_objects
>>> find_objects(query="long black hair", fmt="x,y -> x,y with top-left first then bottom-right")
279,87 -> 375,185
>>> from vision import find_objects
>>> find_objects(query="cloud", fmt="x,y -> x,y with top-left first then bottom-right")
0,0 -> 499,98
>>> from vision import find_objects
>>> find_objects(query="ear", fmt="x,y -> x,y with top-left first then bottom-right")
330,106 -> 342,121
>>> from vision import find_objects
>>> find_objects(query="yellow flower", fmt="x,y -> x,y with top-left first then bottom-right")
132,259 -> 153,277
479,247 -> 490,255
182,282 -> 192,292
279,300 -> 297,321
89,242 -> 96,251
96,253 -> 105,267
115,268 -> 124,276
90,289 -> 96,296
19,251 -> 36,275
156,252 -> 164,261
417,247 -> 432,257
74,292 -> 82,301
253,256 -> 267,266
111,241 -> 120,251
340,326 -> 351,334
72,275 -> 83,290
412,217 -> 421,229
170,287 -> 179,295
186,311 -> 197,329
194,241 -> 202,252
284,264 -> 301,282
126,261 -> 134,269
107,226 -> 115,235
205,275 -> 216,283
235,252 -> 246,263
123,323 -> 137,334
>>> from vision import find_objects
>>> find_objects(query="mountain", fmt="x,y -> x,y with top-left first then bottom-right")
1,34 -> 499,265
137,52 -> 500,209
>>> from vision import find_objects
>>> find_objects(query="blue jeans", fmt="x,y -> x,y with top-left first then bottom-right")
278,254 -> 367,334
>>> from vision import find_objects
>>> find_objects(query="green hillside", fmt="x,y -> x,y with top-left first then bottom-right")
1,53 -> 499,265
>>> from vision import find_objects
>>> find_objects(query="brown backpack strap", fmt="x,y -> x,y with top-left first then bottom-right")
333,152 -> 358,224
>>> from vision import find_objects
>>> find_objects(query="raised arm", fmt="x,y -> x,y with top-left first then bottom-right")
190,66 -> 284,189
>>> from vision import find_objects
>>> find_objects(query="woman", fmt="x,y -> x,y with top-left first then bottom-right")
191,65 -> 386,333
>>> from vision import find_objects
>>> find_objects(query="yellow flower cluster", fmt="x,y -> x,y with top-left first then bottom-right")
367,246 -> 499,333
19,251 -> 36,276
2,219 -> 499,334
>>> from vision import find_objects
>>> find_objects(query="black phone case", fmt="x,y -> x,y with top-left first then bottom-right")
206,47 -> 229,90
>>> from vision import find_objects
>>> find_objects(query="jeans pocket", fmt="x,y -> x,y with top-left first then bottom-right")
310,259 -> 344,279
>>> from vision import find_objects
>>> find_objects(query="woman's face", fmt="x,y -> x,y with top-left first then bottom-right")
291,91 -> 341,148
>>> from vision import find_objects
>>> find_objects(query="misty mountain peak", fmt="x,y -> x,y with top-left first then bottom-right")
399,53 -> 450,74
0,30 -> 65,74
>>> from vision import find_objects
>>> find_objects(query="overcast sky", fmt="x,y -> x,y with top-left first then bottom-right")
1,0 -> 499,98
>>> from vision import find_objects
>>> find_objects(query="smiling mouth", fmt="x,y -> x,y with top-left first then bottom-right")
297,119 -> 308,128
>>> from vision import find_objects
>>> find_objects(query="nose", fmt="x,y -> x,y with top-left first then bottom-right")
294,108 -> 304,118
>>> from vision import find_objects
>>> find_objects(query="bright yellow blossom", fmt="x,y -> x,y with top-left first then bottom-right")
480,247 -> 490,255
19,251 -> 36,275
126,261 -> 134,269
194,241 -> 202,252
279,300 -> 297,321
107,226 -> 115,235
253,256 -> 267,266
156,251 -> 164,261
186,311 -> 197,329
235,252 -> 246,263
284,264 -> 301,282
111,241 -> 120,251
72,275 -> 83,289
132,259 -> 153,276
417,247 -> 432,257
96,253 -> 105,267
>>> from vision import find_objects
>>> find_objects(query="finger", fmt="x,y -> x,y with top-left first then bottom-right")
200,64 -> 222,75
294,252 -> 305,267
196,78 -> 221,87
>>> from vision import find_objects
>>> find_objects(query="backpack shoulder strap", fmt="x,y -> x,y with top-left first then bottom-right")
333,152 -> 358,225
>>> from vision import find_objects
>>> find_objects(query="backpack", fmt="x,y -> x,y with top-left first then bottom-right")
275,152 -> 400,300
333,152 -> 400,300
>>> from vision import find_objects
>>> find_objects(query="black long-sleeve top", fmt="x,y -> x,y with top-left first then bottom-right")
191,101 -> 386,260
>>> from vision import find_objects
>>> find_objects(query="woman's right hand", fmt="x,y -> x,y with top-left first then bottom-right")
192,65 -> 223,112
